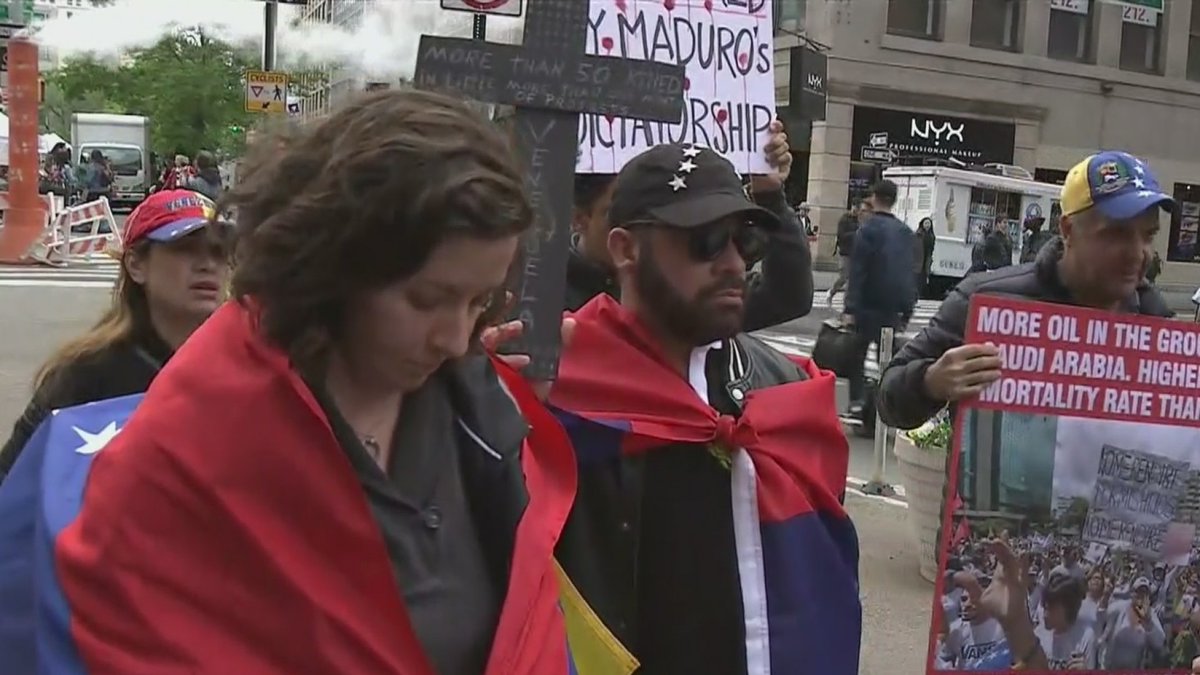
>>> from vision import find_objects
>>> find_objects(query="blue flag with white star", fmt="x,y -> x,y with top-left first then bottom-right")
0,393 -> 139,673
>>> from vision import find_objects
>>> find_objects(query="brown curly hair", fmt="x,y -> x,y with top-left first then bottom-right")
225,88 -> 531,369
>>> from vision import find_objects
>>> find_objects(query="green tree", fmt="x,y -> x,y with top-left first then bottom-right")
51,29 -> 262,158
40,80 -> 117,140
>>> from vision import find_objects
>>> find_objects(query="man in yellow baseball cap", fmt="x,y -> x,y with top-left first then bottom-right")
875,150 -> 1176,432
1058,150 -> 1175,305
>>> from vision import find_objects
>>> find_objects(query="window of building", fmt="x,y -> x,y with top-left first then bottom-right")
1188,1 -> 1200,81
1119,11 -> 1163,75
1047,0 -> 1093,62
774,0 -> 805,33
1033,168 -> 1069,186
886,0 -> 942,40
970,0 -> 1022,51
1168,183 -> 1200,263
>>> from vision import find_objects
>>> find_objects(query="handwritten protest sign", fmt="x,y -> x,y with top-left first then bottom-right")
577,0 -> 775,174
1082,444 -> 1188,558
927,295 -> 1200,673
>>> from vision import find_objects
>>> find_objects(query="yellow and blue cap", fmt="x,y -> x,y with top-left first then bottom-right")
1060,150 -> 1175,219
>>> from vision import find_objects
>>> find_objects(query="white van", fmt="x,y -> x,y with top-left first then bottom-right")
883,165 -> 1063,295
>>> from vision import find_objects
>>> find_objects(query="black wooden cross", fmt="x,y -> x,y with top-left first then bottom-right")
414,0 -> 686,380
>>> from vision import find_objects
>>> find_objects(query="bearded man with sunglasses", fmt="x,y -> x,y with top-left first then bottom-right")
551,143 -> 861,675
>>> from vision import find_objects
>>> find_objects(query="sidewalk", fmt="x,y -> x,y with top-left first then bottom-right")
846,492 -> 932,674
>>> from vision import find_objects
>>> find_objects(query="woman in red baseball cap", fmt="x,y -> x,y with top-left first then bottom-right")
0,188 -> 231,483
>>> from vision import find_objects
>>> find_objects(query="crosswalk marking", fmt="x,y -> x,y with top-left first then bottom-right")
0,259 -> 121,287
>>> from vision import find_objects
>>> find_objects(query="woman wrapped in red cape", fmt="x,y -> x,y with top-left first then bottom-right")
46,89 -> 581,675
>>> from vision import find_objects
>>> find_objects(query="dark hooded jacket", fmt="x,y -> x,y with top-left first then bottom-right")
0,325 -> 174,484
878,237 -> 1174,430
563,189 -> 813,331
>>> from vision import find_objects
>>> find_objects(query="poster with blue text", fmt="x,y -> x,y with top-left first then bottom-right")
929,295 -> 1200,674
577,0 -> 775,174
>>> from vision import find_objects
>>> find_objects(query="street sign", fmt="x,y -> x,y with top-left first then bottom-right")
245,70 -> 288,114
861,147 -> 896,163
440,0 -> 523,17
414,0 -> 683,379
1119,3 -> 1158,25
1050,0 -> 1089,14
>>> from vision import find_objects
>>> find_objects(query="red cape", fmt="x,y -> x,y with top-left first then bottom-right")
54,302 -> 577,675
551,294 -> 849,520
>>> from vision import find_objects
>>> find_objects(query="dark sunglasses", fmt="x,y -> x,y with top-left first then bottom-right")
625,220 -> 767,265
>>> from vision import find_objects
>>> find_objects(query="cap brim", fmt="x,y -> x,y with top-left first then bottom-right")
1095,190 -> 1177,221
143,217 -> 212,242
648,191 -> 782,231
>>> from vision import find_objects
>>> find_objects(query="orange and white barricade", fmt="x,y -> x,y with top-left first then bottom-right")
21,197 -> 120,266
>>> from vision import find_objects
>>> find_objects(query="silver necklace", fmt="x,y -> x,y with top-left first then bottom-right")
361,435 -> 383,462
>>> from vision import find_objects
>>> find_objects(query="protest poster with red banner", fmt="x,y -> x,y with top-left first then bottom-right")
928,295 -> 1200,673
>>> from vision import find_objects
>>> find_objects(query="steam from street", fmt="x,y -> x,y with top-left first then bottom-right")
31,0 -> 523,80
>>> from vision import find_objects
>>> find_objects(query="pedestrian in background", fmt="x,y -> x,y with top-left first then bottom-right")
916,216 -> 936,297
843,179 -> 916,420
80,149 -> 114,203
826,201 -> 865,306
186,150 -> 223,201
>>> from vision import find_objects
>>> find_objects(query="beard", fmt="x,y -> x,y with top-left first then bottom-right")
634,251 -> 745,345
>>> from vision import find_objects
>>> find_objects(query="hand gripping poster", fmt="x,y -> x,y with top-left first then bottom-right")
577,0 -> 775,174
928,295 -> 1200,674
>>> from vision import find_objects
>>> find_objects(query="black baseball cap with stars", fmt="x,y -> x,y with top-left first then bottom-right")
608,143 -> 781,231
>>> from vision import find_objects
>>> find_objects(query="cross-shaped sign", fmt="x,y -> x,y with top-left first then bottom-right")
415,0 -> 685,380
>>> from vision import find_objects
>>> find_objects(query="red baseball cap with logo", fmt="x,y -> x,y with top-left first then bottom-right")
122,190 -> 221,248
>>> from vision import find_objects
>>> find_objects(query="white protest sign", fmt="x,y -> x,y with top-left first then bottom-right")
577,0 -> 775,175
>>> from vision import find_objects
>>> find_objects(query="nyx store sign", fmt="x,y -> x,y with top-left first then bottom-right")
851,106 -> 1016,165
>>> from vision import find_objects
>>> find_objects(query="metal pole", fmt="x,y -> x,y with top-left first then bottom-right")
861,327 -> 897,497
473,14 -> 493,120
263,0 -> 278,71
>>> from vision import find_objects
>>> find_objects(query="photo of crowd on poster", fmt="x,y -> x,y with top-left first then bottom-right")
929,296 -> 1200,672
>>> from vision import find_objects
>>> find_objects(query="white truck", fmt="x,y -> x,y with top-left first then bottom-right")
884,165 -> 1063,295
70,113 -> 152,209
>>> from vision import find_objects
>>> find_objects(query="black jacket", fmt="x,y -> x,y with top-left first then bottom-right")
878,238 -> 1174,430
563,189 -> 813,331
970,229 -> 1013,272
556,333 -> 831,674
834,213 -> 858,257
845,211 -> 917,329
0,326 -> 174,483
1020,228 -> 1054,264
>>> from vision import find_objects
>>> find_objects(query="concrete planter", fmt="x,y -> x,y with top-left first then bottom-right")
894,431 -> 949,584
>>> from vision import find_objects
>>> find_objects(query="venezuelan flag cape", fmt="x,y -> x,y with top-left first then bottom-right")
550,295 -> 863,675
0,302 -> 590,675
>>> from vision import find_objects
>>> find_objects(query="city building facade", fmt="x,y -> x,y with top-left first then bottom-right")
295,0 -> 367,119
774,0 -> 1200,287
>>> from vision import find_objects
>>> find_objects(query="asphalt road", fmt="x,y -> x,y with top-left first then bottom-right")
0,260 -> 934,672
